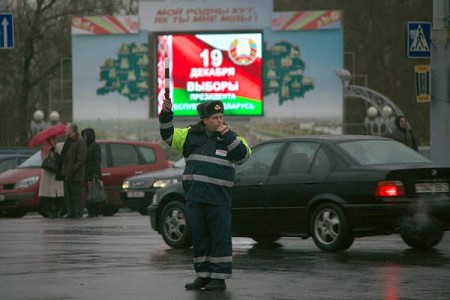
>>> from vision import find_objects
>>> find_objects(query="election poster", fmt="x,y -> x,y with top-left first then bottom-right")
157,32 -> 263,116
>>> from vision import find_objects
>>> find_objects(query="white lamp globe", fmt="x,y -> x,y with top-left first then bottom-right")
49,111 -> 60,122
382,105 -> 393,117
33,110 -> 45,121
367,106 -> 378,118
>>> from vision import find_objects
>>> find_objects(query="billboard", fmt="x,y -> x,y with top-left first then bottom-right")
260,10 -> 343,121
70,1 -> 343,141
72,30 -> 149,120
262,27 -> 343,120
156,32 -> 263,116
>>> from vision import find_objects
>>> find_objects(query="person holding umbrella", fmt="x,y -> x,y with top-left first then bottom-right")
29,124 -> 67,218
38,136 -> 64,218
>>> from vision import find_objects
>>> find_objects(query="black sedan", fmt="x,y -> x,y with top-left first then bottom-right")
148,135 -> 450,252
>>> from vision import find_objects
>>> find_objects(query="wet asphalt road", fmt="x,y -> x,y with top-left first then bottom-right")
1,212 -> 450,300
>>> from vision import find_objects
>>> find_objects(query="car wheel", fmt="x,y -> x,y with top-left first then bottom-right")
160,201 -> 192,248
400,217 -> 444,250
1,209 -> 27,218
251,235 -> 281,244
138,208 -> 148,216
101,206 -> 119,216
311,203 -> 354,252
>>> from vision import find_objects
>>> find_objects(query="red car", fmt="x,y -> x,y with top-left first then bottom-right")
0,140 -> 170,218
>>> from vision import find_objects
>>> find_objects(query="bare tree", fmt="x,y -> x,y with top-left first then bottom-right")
0,0 -> 137,146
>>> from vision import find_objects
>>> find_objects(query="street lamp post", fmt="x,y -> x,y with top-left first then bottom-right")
430,0 -> 450,165
365,105 -> 394,136
336,69 -> 408,136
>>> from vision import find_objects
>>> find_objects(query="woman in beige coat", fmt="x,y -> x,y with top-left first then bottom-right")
39,136 -> 64,218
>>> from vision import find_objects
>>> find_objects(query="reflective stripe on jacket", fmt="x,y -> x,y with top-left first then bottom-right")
159,111 -> 251,206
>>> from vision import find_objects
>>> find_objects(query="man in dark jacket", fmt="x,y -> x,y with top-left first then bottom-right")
61,123 -> 87,219
388,115 -> 418,151
160,98 -> 251,291
82,128 -> 102,218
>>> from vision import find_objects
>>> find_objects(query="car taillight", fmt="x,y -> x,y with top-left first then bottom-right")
376,181 -> 405,197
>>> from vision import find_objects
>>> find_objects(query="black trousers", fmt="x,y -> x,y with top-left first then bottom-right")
87,202 -> 102,217
186,201 -> 232,280
41,197 -> 65,218
64,181 -> 84,218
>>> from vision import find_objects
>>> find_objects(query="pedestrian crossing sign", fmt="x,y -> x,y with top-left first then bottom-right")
407,22 -> 431,58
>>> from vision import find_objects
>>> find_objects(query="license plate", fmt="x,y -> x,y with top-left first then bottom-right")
415,182 -> 449,193
127,191 -> 145,198
0,194 -> 4,201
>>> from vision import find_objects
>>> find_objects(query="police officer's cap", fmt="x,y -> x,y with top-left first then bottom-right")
197,101 -> 224,119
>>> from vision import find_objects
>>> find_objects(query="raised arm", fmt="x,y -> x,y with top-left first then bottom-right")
159,98 -> 189,153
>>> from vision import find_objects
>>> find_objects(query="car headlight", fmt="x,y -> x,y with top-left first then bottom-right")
152,179 -> 178,188
14,176 -> 40,190
122,180 -> 129,190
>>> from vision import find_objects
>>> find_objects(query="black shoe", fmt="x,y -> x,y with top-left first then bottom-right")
205,279 -> 226,291
185,278 -> 211,290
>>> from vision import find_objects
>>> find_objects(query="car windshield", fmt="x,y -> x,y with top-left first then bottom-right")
173,158 -> 186,168
338,139 -> 432,165
17,151 -> 42,168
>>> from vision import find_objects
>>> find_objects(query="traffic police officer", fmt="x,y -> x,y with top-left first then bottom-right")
159,98 -> 251,291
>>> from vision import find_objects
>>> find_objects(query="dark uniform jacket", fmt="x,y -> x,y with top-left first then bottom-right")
159,111 -> 251,206
61,133 -> 87,182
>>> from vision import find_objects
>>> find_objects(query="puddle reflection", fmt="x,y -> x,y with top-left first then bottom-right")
383,264 -> 399,300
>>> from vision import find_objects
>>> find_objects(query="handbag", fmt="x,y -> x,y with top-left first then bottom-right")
42,148 -> 59,173
87,175 -> 107,203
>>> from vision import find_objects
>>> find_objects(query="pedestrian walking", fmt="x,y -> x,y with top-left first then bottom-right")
159,99 -> 251,291
82,128 -> 102,218
60,123 -> 87,219
388,116 -> 418,151
38,136 -> 64,218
